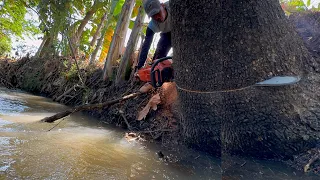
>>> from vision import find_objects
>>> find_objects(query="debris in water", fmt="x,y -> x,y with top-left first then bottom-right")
125,132 -> 145,143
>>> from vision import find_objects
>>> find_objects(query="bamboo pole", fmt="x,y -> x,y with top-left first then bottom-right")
103,0 -> 136,81
115,6 -> 145,84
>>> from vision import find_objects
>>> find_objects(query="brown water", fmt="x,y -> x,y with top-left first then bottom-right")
0,87 -> 318,180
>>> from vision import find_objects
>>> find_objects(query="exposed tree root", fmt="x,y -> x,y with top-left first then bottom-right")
54,84 -> 84,102
304,150 -> 320,173
119,109 -> 132,130
0,77 -> 13,88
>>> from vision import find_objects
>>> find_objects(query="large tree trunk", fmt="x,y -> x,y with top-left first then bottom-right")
171,0 -> 320,158
103,0 -> 135,81
115,6 -> 145,84
38,32 -> 58,58
35,34 -> 49,58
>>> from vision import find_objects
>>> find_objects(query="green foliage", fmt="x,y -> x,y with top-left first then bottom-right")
61,61 -> 79,82
38,0 -> 73,34
280,0 -> 320,14
36,0 -> 111,56
0,0 -> 40,54
0,35 -> 11,55
0,0 -> 26,36
0,0 -> 142,58
307,0 -> 311,6
79,29 -> 91,53
113,0 -> 125,16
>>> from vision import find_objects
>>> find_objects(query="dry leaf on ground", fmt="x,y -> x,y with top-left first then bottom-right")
137,93 -> 161,120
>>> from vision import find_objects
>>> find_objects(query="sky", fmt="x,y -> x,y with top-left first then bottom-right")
305,0 -> 320,7
11,0 -> 320,57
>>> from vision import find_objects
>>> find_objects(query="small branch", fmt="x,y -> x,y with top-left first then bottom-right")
0,78 -> 13,88
119,110 -> 132,130
47,118 -> 66,131
65,33 -> 85,86
240,161 -> 247,167
41,92 -> 141,123
139,129 -> 174,134
304,153 -> 320,172
55,84 -> 83,101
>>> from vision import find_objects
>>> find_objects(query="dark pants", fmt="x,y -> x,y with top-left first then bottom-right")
152,32 -> 172,61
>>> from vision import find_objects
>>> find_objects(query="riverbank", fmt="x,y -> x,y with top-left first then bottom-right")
0,55 -> 180,148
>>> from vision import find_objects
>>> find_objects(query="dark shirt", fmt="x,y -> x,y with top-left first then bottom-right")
137,27 -> 155,69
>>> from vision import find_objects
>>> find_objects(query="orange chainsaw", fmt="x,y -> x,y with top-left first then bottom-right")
137,56 -> 174,87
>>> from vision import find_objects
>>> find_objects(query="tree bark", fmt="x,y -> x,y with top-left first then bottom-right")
38,32 -> 58,58
103,0 -> 135,81
115,6 -> 145,84
89,22 -> 110,64
90,12 -> 108,48
89,8 -> 116,65
171,0 -> 320,158
35,34 -> 49,58
70,0 -> 100,55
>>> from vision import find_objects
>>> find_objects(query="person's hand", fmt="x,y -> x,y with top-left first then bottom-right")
139,82 -> 154,93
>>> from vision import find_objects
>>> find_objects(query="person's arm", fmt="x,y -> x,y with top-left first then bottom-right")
137,27 -> 155,69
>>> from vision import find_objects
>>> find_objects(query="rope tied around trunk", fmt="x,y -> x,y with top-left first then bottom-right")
175,83 -> 254,94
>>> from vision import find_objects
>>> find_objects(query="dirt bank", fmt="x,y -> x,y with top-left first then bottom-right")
0,56 -> 180,148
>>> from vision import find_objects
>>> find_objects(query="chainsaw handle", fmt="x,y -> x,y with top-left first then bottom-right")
151,56 -> 172,87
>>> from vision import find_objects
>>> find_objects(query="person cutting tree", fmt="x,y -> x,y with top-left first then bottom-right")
135,0 -> 172,77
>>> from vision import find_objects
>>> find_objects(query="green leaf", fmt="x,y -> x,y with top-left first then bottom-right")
0,34 -> 11,55
287,0 -> 305,7
296,6 -> 305,11
307,0 -> 311,6
110,0 -> 120,12
136,0 -> 143,6
113,0 -> 125,16
128,20 -> 135,29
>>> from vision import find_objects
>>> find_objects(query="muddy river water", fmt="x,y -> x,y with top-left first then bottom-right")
0,87 -> 318,179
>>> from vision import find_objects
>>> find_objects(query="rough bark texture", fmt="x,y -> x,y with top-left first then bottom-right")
89,14 -> 112,65
115,6 -> 145,84
90,12 -> 108,48
289,12 -> 320,63
39,32 -> 58,58
103,0 -> 135,81
171,0 -> 320,158
70,0 -> 99,55
35,35 -> 49,58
